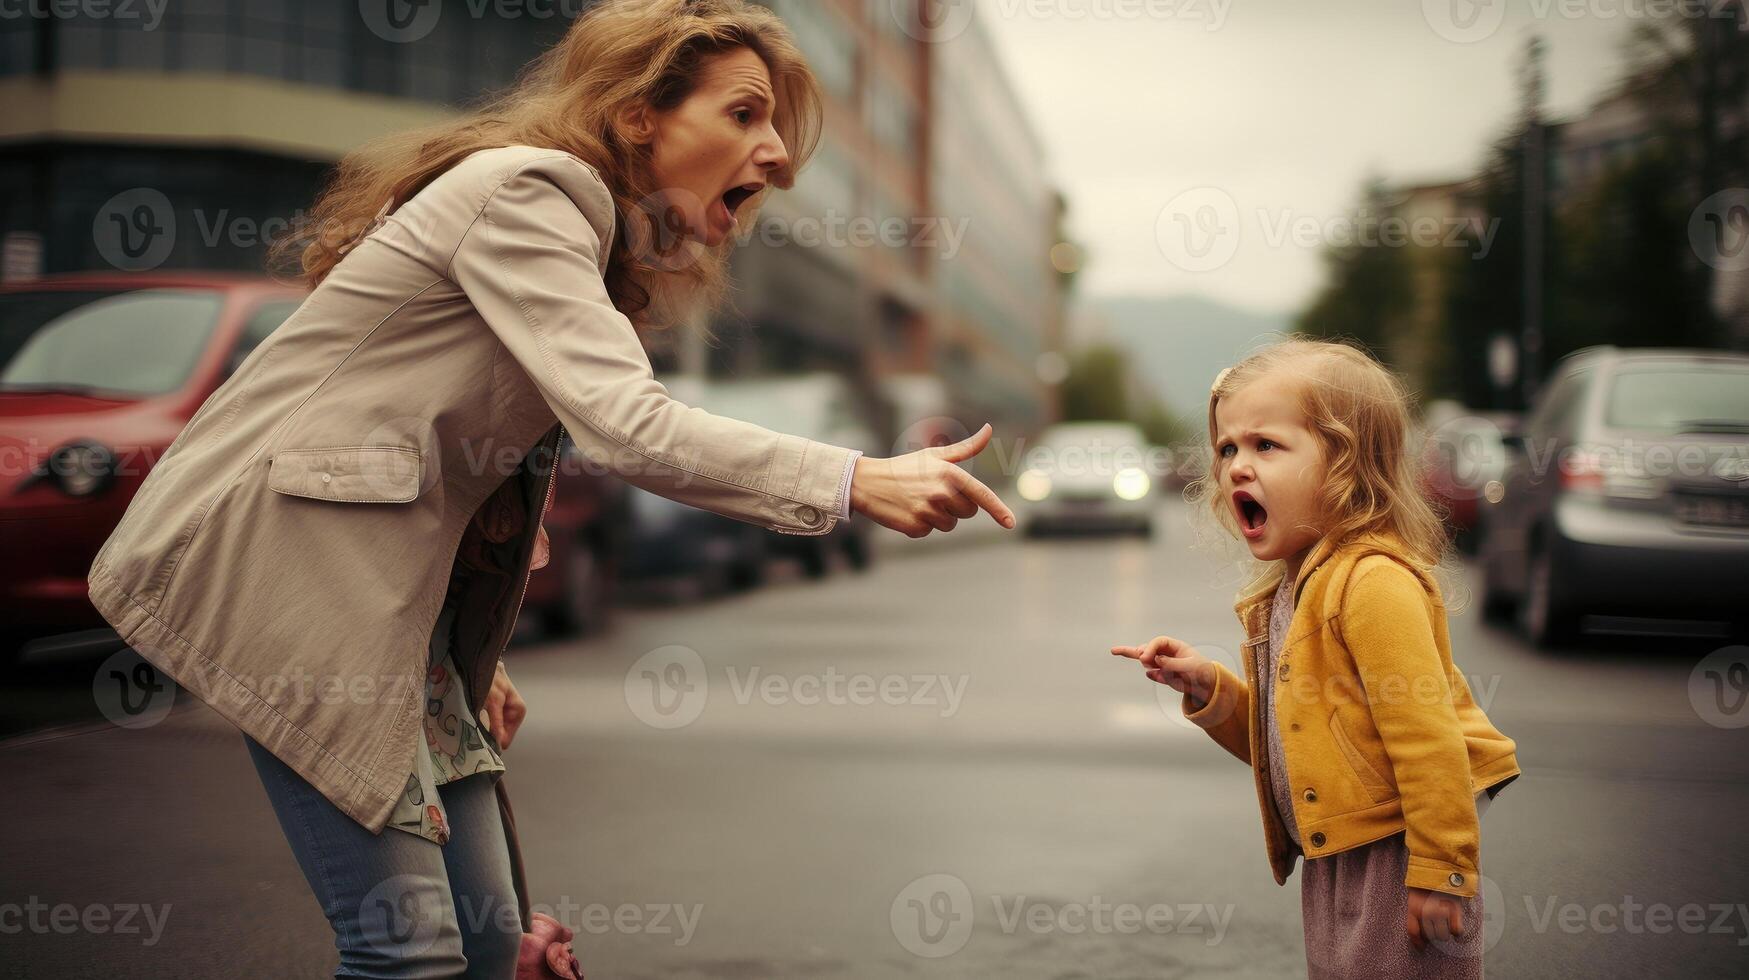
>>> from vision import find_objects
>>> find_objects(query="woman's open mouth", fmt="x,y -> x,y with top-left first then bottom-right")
716,183 -> 761,226
1234,490 -> 1268,540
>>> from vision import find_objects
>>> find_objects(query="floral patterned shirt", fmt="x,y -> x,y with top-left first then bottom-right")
385,592 -> 506,845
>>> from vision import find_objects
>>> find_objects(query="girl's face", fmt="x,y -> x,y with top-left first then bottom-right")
642,46 -> 789,247
1214,373 -> 1330,571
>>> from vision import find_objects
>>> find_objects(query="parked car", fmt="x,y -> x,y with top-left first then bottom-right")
620,373 -> 880,593
1016,421 -> 1158,536
521,437 -> 629,638
700,374 -> 880,577
1418,404 -> 1519,552
0,273 -> 304,661
0,272 -> 627,659
1477,347 -> 1749,645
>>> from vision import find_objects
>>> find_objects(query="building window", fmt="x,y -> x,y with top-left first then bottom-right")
766,0 -> 854,101
0,15 -> 43,77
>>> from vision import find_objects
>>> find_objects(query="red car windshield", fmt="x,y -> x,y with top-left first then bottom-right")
0,288 -> 225,398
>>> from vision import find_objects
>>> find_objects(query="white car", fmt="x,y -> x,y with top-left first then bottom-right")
1016,422 -> 1160,536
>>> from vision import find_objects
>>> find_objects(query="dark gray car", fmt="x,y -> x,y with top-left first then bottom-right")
1477,347 -> 1749,646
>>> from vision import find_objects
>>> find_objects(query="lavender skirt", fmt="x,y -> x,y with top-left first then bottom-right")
1300,829 -> 1487,979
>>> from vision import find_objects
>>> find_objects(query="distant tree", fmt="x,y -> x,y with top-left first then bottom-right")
1562,146 -> 1716,351
1626,2 -> 1749,344
1059,345 -> 1132,423
1135,395 -> 1193,449
1297,180 -> 1416,370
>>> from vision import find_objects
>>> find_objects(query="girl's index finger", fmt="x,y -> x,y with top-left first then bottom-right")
1110,645 -> 1145,660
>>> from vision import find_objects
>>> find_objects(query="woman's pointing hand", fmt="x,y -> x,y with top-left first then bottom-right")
850,423 -> 1016,538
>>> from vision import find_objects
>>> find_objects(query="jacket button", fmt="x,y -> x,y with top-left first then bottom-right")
797,505 -> 821,526
1309,832 -> 1326,848
1279,662 -> 1290,679
1303,788 -> 1317,803
321,473 -> 332,484
1448,872 -> 1465,888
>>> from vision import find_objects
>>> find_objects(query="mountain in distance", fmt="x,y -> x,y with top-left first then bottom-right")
1074,294 -> 1293,417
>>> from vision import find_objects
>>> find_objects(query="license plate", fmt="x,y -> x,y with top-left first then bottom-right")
1676,495 -> 1749,528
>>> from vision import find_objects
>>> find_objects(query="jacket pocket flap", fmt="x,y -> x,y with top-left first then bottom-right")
268,446 -> 425,503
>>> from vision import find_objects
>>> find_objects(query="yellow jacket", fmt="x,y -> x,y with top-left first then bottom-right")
1184,532 -> 1520,898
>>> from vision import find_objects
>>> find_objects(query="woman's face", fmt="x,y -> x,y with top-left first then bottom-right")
643,46 -> 789,248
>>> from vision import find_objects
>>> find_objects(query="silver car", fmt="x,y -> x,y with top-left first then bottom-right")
1016,422 -> 1162,536
1478,347 -> 1749,645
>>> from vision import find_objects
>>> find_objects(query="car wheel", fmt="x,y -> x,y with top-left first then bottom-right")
1478,551 -> 1516,622
542,537 -> 614,638
799,540 -> 830,579
726,556 -> 766,591
844,527 -> 872,571
1520,535 -> 1575,647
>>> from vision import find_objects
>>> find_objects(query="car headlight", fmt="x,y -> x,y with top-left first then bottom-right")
1113,467 -> 1151,501
40,441 -> 117,498
1017,469 -> 1052,502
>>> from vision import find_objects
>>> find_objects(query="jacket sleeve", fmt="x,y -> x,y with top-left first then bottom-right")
448,157 -> 856,537
1340,558 -> 1481,898
1183,661 -> 1251,765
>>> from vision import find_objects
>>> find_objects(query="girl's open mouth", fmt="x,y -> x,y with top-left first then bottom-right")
1234,490 -> 1268,540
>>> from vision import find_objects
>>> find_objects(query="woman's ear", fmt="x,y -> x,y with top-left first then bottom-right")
615,103 -> 658,147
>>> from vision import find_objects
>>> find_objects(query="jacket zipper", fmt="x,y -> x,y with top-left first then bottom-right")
497,425 -> 565,660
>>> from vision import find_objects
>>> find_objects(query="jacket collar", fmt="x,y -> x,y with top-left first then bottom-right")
1231,529 -> 1415,626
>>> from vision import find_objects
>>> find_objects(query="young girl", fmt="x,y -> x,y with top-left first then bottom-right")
1112,339 -> 1520,978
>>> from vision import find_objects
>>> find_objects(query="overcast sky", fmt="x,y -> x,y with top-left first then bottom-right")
972,0 -> 1649,315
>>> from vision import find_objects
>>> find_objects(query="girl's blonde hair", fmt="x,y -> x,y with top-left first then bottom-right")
269,0 -> 821,329
1187,337 -> 1453,597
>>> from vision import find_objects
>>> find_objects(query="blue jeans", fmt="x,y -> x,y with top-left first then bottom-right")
244,735 -> 521,979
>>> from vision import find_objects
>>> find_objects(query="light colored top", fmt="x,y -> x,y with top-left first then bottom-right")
386,599 -> 505,845
1260,574 -> 1302,848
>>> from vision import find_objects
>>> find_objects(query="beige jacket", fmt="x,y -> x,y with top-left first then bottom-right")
87,145 -> 858,832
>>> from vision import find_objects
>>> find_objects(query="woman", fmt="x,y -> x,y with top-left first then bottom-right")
86,1 -> 1013,976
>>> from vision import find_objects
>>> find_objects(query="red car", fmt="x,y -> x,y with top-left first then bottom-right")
1,273 -> 306,661
1,272 -> 619,663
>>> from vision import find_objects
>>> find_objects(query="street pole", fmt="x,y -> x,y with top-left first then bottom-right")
1519,36 -> 1547,407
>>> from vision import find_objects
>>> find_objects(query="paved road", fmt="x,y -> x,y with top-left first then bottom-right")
5,499 -> 1748,978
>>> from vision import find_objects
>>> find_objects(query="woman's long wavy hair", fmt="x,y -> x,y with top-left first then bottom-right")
1186,337 -> 1455,601
269,0 -> 821,329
